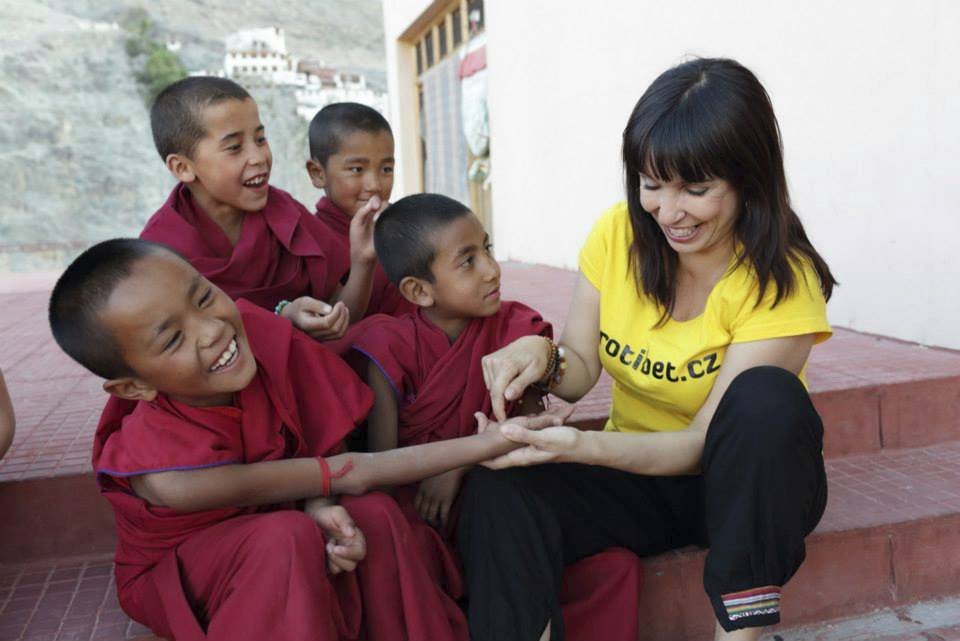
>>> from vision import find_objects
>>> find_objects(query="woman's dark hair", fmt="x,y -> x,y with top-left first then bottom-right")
622,57 -> 836,325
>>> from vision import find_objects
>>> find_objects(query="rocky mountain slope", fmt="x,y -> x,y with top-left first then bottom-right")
0,0 -> 384,271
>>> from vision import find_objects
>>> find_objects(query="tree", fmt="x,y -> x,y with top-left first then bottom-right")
141,49 -> 188,104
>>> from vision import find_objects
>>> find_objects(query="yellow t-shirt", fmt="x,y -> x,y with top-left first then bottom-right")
578,202 -> 832,434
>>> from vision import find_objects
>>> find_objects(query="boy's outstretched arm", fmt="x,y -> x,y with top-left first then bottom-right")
328,407 -> 571,496
0,369 -> 14,459
366,362 -> 399,452
128,409 -> 569,512
416,386 -> 547,526
332,196 -> 382,323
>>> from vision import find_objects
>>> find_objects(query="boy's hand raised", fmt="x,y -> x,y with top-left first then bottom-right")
349,196 -> 387,266
281,297 -> 350,341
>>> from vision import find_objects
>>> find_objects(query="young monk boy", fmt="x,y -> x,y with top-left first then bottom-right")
48,238 -> 562,641
142,77 -> 378,342
306,103 -> 414,317
351,193 -> 645,641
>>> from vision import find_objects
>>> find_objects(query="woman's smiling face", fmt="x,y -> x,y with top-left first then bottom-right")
638,173 -> 740,256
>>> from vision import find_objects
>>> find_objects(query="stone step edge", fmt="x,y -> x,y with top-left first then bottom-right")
2,502 -> 956,641
757,594 -> 960,641
563,373 -> 960,458
637,511 -> 960,641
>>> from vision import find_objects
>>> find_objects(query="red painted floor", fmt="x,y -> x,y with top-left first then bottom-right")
3,263 -> 959,481
0,555 -> 155,641
2,264 -> 960,640
3,439 -> 959,640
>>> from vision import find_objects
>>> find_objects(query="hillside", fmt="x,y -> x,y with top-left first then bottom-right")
0,0 -> 385,270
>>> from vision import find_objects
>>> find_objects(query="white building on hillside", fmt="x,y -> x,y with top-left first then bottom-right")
224,27 -> 298,85
219,27 -> 387,121
295,61 -> 387,120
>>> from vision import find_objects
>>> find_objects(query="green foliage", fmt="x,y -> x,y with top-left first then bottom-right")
120,8 -> 187,105
140,49 -> 188,104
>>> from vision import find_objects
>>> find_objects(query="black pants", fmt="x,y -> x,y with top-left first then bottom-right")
457,366 -> 828,640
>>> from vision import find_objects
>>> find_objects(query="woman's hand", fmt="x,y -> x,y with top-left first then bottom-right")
475,404 -> 579,469
481,335 -> 552,421
481,424 -> 584,469
282,297 -> 350,341
474,404 -> 574,436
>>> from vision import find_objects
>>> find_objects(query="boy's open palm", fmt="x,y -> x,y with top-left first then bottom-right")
481,424 -> 581,469
306,503 -> 367,575
474,405 -> 578,469
474,403 -> 574,436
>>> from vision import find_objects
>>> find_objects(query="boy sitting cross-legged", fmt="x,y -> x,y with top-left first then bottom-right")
307,102 -> 414,318
351,193 -> 645,641
48,239 -> 563,641
142,77 -> 379,343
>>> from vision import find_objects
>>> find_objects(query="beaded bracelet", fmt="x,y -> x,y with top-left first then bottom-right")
534,338 -> 567,393
275,299 -> 292,316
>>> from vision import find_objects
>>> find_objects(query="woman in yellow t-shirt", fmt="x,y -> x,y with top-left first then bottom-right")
458,58 -> 838,641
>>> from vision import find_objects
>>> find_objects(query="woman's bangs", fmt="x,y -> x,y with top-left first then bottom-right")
629,106 -> 728,184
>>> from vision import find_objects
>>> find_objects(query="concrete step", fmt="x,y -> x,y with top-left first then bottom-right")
0,441 -> 960,641
3,441 -> 960,640
759,595 -> 960,641
637,441 -> 960,641
3,265 -> 960,494
3,267 -> 960,639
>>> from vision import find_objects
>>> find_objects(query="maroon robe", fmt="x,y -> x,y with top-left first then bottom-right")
352,303 -> 643,641
352,303 -> 551,446
141,184 -> 350,310
92,302 -> 467,641
315,197 -> 416,317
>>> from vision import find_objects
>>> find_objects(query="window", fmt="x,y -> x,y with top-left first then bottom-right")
411,1 -> 474,76
438,19 -> 448,58
452,8 -> 463,46
424,31 -> 434,67
404,0 -> 490,227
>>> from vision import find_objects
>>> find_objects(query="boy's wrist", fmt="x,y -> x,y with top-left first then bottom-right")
349,249 -> 377,267
481,420 -> 517,455
277,298 -> 302,320
275,299 -> 293,317
303,495 -> 337,512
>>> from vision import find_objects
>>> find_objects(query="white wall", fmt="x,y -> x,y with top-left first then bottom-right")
384,1 -> 960,348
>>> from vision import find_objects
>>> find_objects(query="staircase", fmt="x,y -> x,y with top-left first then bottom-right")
1,264 -> 958,641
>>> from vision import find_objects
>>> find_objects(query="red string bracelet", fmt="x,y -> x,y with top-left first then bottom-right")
315,457 -> 356,496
